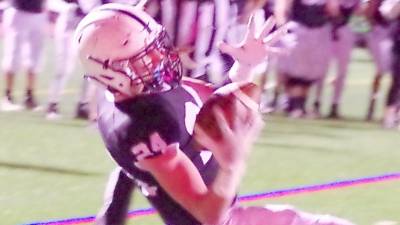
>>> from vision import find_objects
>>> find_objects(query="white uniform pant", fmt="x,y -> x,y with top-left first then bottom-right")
48,12 -> 82,103
365,25 -> 393,74
278,22 -> 332,81
1,7 -> 47,74
315,25 -> 355,105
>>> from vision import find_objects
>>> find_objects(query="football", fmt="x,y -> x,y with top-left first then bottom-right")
193,82 -> 262,145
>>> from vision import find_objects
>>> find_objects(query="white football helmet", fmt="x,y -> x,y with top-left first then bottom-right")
74,3 -> 182,97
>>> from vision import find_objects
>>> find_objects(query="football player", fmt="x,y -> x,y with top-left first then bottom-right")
0,0 -> 48,111
46,0 -> 88,120
363,0 -> 394,121
313,0 -> 360,119
275,0 -> 340,118
379,0 -> 400,128
76,3 -> 355,225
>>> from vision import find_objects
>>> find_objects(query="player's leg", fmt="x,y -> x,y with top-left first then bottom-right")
365,25 -> 392,121
311,26 -> 333,118
366,72 -> 383,121
47,14 -> 80,119
24,12 -> 47,110
383,52 -> 400,128
1,33 -> 22,111
269,70 -> 288,113
0,8 -> 23,111
313,76 -> 326,118
206,0 -> 231,85
284,77 -> 313,118
47,29 -> 69,118
284,24 -> 331,118
75,79 -> 99,121
224,204 -> 355,225
75,79 -> 91,119
95,167 -> 136,225
191,1 -> 215,81
329,26 -> 354,119
312,30 -> 337,118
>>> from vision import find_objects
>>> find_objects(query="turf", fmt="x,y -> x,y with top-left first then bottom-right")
0,45 -> 399,225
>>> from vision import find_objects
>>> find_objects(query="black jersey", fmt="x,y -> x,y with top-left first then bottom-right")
97,86 -> 218,225
12,0 -> 45,13
291,0 -> 329,28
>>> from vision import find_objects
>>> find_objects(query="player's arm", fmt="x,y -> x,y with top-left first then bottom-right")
137,107 -> 264,225
137,144 -> 239,225
274,0 -> 293,25
219,12 -> 288,83
95,167 -> 136,225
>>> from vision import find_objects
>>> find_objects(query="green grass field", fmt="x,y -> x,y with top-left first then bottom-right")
0,45 -> 399,225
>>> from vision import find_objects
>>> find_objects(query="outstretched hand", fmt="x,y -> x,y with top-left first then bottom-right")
219,15 -> 288,69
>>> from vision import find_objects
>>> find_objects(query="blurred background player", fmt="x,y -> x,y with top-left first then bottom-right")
363,0 -> 394,121
46,0 -> 87,119
313,0 -> 360,119
256,0 -> 293,114
379,0 -> 400,128
275,0 -> 340,118
46,0 -> 143,120
155,0 -> 231,84
0,0 -> 48,111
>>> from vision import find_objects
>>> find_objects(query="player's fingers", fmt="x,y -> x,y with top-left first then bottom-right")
176,45 -> 195,54
246,111 -> 265,138
232,98 -> 246,131
193,125 -> 218,149
218,42 -> 238,58
212,105 -> 232,135
258,16 -> 276,40
265,46 -> 288,56
263,24 -> 288,46
245,14 -> 257,42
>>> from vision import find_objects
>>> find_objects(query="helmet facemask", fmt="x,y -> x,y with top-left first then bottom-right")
86,29 -> 182,97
